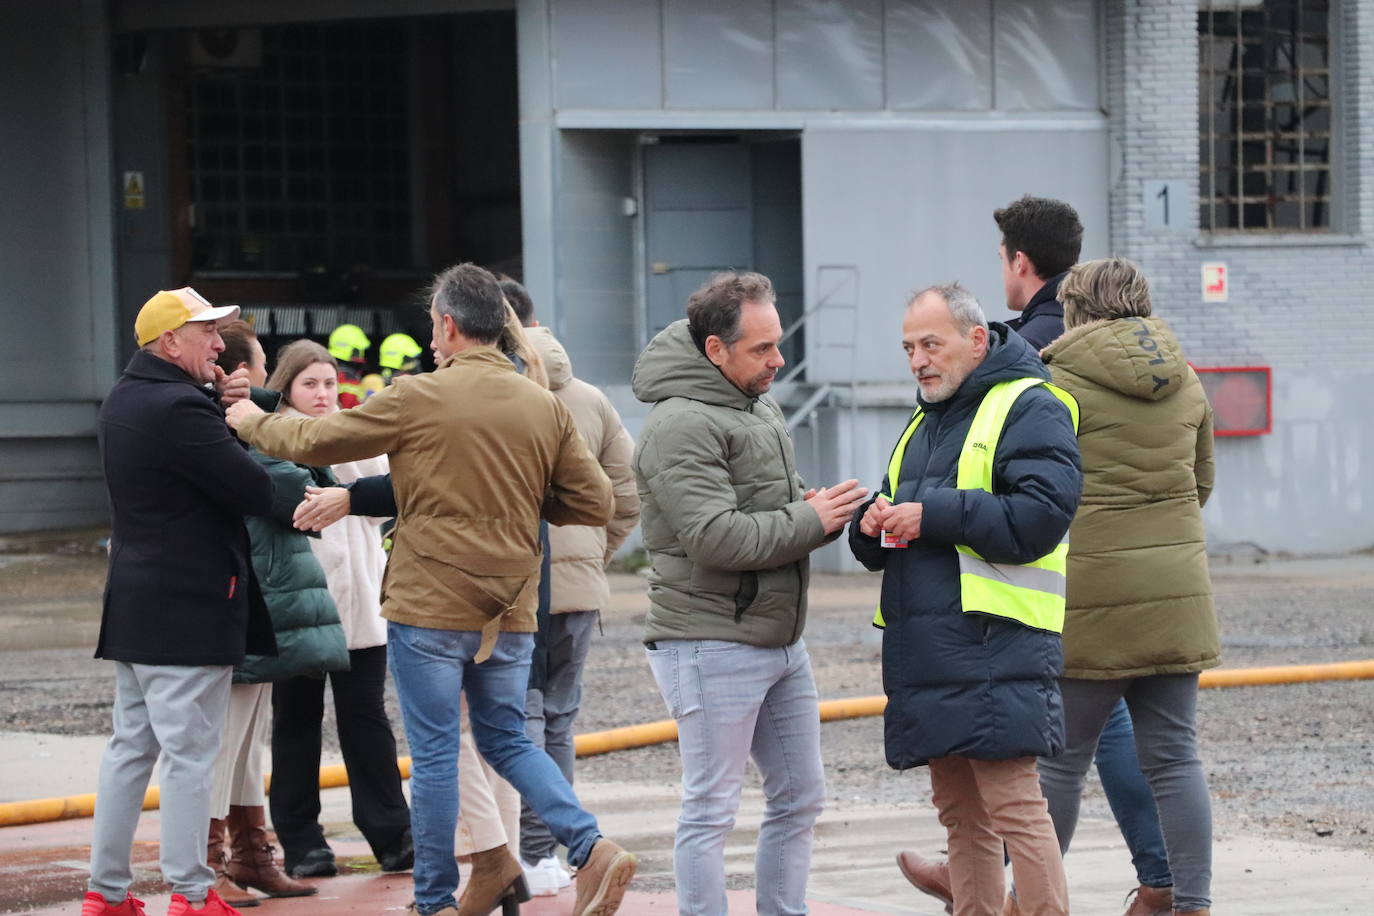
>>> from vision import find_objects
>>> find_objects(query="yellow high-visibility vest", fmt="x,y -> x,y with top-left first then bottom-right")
872,377 -> 1079,633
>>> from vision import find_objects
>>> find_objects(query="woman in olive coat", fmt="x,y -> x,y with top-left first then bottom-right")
1037,258 -> 1219,916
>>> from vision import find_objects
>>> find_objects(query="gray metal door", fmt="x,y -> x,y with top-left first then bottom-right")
643,141 -> 753,337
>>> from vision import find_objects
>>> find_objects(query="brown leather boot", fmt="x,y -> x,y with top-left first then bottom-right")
1173,910 -> 1209,916
225,805 -> 318,898
1124,885 -> 1174,916
208,817 -> 259,908
572,839 -> 636,916
457,844 -> 530,916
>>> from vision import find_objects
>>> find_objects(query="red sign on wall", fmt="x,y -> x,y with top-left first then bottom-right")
1194,366 -> 1271,436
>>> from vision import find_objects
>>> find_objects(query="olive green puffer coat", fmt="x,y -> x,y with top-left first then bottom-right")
632,319 -> 827,648
234,450 -> 349,684
1042,315 -> 1220,679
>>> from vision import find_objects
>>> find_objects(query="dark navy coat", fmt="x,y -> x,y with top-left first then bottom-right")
1006,273 -> 1067,351
849,325 -> 1082,769
96,351 -> 278,666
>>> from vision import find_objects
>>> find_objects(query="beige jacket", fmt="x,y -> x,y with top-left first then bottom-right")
281,406 -> 391,651
526,327 -> 640,613
238,346 -> 613,657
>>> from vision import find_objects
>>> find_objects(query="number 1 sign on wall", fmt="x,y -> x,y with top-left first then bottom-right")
1143,179 -> 1188,232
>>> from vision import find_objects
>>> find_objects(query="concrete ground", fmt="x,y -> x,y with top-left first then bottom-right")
3,730 -> 1372,914
1,539 -> 1372,913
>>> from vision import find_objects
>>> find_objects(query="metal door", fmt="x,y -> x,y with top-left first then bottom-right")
642,140 -> 753,337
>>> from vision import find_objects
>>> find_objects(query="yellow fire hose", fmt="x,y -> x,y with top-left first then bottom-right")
2,658 -> 1371,828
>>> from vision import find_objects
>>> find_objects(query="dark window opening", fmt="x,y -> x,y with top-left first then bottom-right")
1199,0 -> 1333,232
186,21 -> 413,272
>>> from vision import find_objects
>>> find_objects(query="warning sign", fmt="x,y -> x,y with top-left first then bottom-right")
1201,262 -> 1227,302
123,171 -> 145,210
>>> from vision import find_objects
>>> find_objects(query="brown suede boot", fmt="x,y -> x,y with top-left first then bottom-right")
208,817 -> 259,908
225,805 -> 318,898
457,844 -> 530,916
1124,885 -> 1174,916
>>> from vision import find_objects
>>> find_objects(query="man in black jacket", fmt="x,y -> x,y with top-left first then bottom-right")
996,196 -> 1083,351
86,288 -> 277,916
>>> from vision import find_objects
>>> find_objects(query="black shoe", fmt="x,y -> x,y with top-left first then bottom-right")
285,846 -> 337,878
376,829 -> 413,873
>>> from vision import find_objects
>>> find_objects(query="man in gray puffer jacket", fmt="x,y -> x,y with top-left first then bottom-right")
632,271 -> 867,916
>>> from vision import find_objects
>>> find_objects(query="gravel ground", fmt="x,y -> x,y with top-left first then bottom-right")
1,550 -> 1371,855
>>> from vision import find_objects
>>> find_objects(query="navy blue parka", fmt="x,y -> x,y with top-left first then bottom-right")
849,324 -> 1082,769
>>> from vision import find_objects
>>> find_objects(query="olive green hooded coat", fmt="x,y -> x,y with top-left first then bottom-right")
632,319 -> 827,647
1042,315 -> 1220,679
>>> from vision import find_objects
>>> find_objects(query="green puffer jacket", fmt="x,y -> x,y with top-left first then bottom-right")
234,448 -> 350,684
1042,315 -> 1220,679
632,319 -> 827,647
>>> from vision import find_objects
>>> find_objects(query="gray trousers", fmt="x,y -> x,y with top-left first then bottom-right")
1037,674 -> 1213,913
520,609 -> 597,864
89,662 -> 232,903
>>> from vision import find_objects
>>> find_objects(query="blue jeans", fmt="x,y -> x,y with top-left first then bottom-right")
646,639 -> 825,916
388,623 -> 601,916
1096,699 -> 1172,888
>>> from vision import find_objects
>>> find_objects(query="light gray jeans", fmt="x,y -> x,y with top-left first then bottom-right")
646,638 -> 825,916
1037,674 -> 1212,913
89,662 -> 232,903
521,609 -> 598,864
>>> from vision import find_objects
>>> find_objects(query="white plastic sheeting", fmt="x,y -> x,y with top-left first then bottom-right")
550,0 -> 1100,113
663,0 -> 773,109
887,0 -> 994,110
777,0 -> 884,110
994,0 -> 1100,111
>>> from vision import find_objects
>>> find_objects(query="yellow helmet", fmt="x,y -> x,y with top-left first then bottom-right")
328,324 -> 371,362
360,373 -> 386,399
378,332 -> 423,370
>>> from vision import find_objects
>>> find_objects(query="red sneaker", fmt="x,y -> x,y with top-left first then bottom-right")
81,892 -> 148,915
165,889 -> 243,916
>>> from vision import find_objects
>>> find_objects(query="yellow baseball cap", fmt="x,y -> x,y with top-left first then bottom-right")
134,287 -> 240,347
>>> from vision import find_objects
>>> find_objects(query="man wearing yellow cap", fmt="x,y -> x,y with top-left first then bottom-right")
85,288 -> 279,916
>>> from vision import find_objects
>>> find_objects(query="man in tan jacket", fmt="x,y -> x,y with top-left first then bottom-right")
519,303 -> 640,895
227,263 -> 638,916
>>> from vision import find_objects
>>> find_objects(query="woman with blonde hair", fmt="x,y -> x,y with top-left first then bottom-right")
264,340 -> 413,878
1037,257 -> 1218,916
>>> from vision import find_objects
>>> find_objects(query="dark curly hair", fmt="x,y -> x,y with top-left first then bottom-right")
993,195 -> 1083,280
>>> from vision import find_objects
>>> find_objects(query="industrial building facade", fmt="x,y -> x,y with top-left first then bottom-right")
2,0 -> 1369,566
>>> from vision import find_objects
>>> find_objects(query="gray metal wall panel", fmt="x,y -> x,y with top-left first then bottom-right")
0,0 -> 114,532
0,0 -> 108,403
554,132 -> 637,385
551,0 -> 662,109
776,0 -> 884,110
800,126 -> 1109,384
663,0 -> 773,109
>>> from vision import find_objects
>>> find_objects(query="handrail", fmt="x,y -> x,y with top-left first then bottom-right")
785,383 -> 833,433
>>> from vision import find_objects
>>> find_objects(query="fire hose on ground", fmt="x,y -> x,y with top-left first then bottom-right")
1,658 -> 1371,829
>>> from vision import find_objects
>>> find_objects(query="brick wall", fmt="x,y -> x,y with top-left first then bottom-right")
1107,0 -> 1373,373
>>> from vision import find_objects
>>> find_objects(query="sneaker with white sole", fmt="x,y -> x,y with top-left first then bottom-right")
522,856 -> 563,897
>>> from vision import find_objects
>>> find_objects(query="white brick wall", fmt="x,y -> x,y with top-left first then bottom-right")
1105,0 -> 1374,554
1107,0 -> 1374,374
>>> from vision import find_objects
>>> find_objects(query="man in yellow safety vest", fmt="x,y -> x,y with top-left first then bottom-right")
848,283 -> 1082,916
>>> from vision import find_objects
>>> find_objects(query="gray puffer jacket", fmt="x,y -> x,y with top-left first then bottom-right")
632,319 -> 827,647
